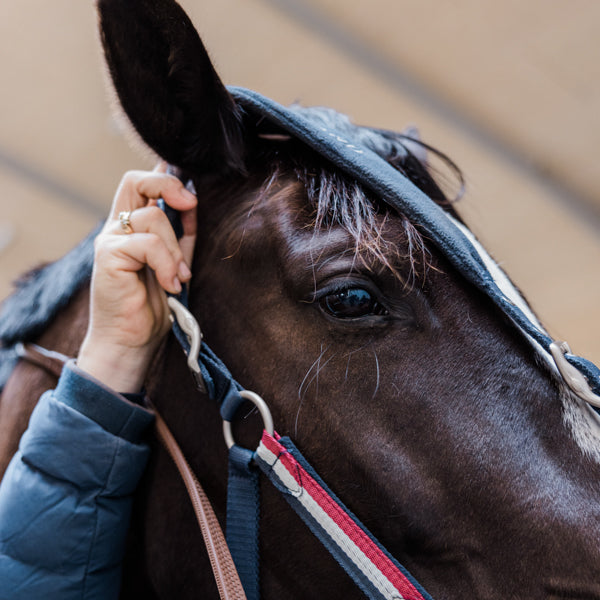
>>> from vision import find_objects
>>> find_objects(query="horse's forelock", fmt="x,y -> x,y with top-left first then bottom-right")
231,125 -> 452,286
300,166 -> 432,285
229,105 -> 459,285
189,104 -> 460,287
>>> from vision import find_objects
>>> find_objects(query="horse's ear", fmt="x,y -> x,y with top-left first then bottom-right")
97,0 -> 244,174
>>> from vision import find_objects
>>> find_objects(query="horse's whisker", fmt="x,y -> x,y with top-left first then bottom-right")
296,345 -> 334,436
372,349 -> 380,400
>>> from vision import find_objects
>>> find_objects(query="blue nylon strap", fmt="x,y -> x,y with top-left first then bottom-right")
228,86 -> 600,397
159,198 -> 257,597
157,198 -> 246,415
157,197 -> 184,239
226,445 -> 261,600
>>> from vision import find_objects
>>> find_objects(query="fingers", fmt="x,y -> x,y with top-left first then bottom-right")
105,205 -> 191,282
96,232 -> 185,295
108,169 -> 197,221
81,165 -> 198,392
96,166 -> 199,297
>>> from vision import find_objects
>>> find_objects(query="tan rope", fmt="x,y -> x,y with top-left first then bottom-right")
19,343 -> 247,600
154,412 -> 247,600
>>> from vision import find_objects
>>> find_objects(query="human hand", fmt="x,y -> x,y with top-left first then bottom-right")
77,163 -> 197,393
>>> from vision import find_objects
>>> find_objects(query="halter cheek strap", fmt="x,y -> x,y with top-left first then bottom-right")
157,194 -> 247,419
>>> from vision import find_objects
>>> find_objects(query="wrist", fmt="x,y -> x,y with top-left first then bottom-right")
77,336 -> 156,393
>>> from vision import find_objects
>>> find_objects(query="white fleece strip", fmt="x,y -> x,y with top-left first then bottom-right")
449,218 -> 600,460
449,216 -> 545,331
449,216 -> 557,371
256,442 -> 405,600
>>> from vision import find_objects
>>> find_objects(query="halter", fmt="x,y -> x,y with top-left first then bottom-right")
163,88 -> 600,600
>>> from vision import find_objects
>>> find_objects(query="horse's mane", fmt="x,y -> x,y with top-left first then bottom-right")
0,225 -> 100,388
0,106 -> 461,390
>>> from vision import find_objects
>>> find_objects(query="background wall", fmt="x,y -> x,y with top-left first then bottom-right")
1,0 -> 599,363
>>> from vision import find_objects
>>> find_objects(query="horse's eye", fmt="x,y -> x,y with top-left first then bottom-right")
320,288 -> 389,319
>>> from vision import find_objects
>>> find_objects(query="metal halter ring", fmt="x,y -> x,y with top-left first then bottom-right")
223,390 -> 275,450
118,210 -> 133,234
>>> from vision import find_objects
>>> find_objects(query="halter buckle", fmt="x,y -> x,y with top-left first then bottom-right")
167,297 -> 206,393
550,341 -> 600,409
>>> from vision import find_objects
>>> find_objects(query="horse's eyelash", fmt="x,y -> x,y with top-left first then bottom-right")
308,282 -> 381,303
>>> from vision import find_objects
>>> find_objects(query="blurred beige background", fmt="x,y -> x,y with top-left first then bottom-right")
0,0 -> 599,363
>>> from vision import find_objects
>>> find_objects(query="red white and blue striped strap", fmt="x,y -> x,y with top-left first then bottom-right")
254,431 -> 434,600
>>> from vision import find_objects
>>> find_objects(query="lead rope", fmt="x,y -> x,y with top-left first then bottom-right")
153,411 -> 247,600
17,342 -> 247,600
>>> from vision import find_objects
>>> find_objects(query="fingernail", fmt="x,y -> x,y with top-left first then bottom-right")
172,277 -> 182,293
182,188 -> 197,203
178,261 -> 191,280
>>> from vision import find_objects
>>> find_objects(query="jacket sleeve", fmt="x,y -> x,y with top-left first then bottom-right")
0,360 -> 154,600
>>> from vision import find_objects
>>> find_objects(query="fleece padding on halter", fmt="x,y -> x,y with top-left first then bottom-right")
229,86 -> 600,398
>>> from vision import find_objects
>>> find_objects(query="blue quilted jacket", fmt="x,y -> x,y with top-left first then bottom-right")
0,361 -> 154,599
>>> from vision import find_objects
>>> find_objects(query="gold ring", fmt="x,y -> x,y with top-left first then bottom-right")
118,211 -> 133,234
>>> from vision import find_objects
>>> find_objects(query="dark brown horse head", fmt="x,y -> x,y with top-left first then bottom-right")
96,1 -> 600,598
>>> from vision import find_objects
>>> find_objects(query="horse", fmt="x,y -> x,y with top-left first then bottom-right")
1,0 -> 600,598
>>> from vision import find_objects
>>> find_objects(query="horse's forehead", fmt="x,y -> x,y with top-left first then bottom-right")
219,185 -> 357,261
245,192 -> 412,279
284,228 -> 357,277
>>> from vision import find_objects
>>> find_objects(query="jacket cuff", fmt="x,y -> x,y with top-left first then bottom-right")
54,360 -> 154,443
